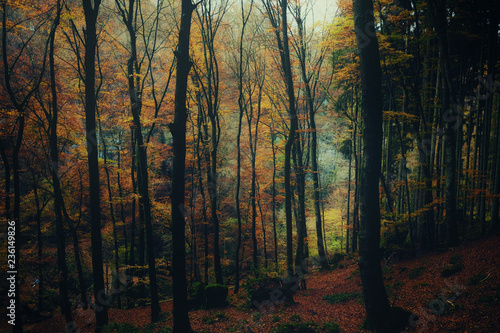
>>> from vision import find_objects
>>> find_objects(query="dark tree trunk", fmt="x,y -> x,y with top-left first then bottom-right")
2,1 -> 49,330
234,0 -> 253,292
170,0 -> 196,331
82,0 -> 109,328
48,2 -> 73,324
271,118 -> 279,266
353,0 -> 392,330
352,101 -> 359,253
129,129 -> 137,265
430,0 -> 460,246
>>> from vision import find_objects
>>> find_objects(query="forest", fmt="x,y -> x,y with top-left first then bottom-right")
1,0 -> 499,332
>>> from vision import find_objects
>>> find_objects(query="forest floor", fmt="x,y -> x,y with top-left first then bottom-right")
14,234 -> 500,332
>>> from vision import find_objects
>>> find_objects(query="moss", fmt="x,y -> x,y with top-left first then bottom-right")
322,292 -> 362,304
205,284 -> 228,309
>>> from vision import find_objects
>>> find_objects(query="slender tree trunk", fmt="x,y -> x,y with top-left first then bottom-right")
430,0 -> 460,246
114,0 -> 160,319
102,143 -> 121,309
346,137 -> 352,254
48,3 -> 72,324
234,0 -> 252,291
117,142 -> 128,266
352,103 -> 359,253
33,179 -> 45,314
82,0 -> 108,328
0,142 -> 10,220
170,0 -> 196,330
271,118 -> 279,266
282,0 -> 297,277
72,174 -> 88,310
130,130 -> 137,265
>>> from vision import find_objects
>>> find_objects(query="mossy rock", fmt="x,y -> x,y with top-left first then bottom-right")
187,282 -> 206,310
205,284 -> 228,309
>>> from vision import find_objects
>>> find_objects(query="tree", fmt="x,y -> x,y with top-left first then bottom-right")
233,0 -> 254,293
46,0 -> 73,325
170,0 -> 197,331
82,0 -> 109,328
290,0 -> 329,270
262,0 -> 297,277
1,1 -> 49,331
114,0 -> 161,320
193,0 -> 229,284
352,0 -> 392,330
429,0 -> 459,247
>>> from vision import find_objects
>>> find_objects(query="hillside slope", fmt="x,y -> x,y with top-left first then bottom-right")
23,235 -> 500,332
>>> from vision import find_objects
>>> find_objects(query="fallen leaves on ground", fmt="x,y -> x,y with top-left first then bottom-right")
25,235 -> 500,332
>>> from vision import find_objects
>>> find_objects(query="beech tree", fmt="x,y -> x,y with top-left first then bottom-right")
170,0 -> 197,331
262,0 -> 298,277
1,1 -> 49,331
82,0 -> 109,328
352,0 -> 391,330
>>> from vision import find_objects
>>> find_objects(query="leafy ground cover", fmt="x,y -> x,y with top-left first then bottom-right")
15,235 -> 500,332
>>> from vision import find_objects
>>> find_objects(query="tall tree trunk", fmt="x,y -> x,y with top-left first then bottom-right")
170,0 -> 196,330
117,141 -> 129,267
115,0 -> 160,320
346,136 -> 352,254
72,173 -> 88,310
352,101 -> 359,253
234,0 -> 252,292
430,0 -> 460,246
129,130 -> 137,265
262,0 -> 297,276
271,117 -> 279,266
99,125 -> 121,309
48,2 -> 73,324
82,0 -> 109,328
32,178 -> 46,315
353,0 -> 392,330
296,21 -> 328,268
